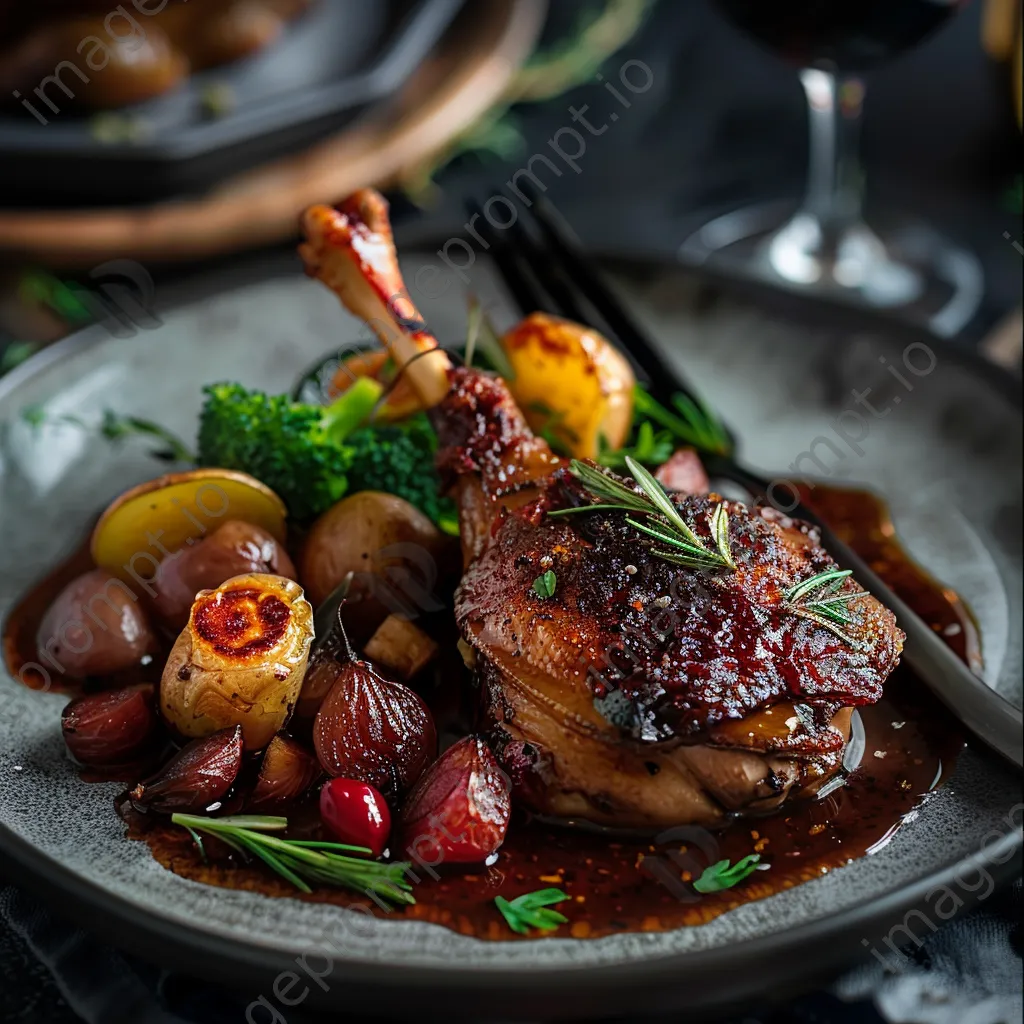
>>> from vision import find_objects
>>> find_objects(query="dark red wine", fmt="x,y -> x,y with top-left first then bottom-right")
712,0 -> 966,71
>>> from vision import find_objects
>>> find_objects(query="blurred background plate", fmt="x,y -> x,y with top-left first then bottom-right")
0,0 -> 466,205
0,0 -> 546,266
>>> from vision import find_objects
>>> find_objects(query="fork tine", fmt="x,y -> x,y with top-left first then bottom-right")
466,199 -> 546,318
468,197 -> 593,325
502,217 -> 591,326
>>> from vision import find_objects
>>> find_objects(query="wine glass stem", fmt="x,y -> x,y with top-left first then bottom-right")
800,67 -> 864,232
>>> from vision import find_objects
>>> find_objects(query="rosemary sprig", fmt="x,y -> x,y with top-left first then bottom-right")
550,457 -> 735,572
552,457 -> 654,514
171,813 -> 416,907
494,888 -> 570,935
99,410 -> 195,462
784,568 -> 869,647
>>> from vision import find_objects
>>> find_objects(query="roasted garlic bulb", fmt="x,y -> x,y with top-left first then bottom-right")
159,573 -> 314,749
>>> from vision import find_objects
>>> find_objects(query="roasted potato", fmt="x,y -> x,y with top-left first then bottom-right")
159,573 -> 313,750
91,469 -> 287,580
502,312 -> 635,459
299,491 -> 446,634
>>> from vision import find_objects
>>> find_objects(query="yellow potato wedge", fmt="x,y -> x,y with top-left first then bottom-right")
91,469 -> 287,578
502,312 -> 635,459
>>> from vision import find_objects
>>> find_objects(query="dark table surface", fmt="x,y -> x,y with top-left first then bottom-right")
0,877 -> 1020,1023
399,0 -> 1022,344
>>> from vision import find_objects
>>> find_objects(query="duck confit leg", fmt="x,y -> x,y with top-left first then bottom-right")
300,191 -> 902,830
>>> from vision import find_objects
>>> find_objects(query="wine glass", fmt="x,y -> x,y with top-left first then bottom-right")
681,0 -> 982,337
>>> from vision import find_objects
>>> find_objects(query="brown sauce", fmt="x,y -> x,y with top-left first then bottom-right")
3,485 -> 972,940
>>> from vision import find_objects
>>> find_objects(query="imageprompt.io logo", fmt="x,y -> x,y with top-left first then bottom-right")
73,259 -> 161,338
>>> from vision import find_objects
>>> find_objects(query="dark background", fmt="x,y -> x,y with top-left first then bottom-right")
399,0 -> 1022,342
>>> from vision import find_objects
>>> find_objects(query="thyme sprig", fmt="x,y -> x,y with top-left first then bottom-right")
171,813 -> 415,907
784,568 -> 869,647
549,457 -> 735,572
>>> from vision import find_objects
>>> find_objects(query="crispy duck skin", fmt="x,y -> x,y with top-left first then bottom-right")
300,190 -> 904,828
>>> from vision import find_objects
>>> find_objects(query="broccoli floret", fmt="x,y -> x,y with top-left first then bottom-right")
345,414 -> 458,532
197,378 -> 382,522
196,378 -> 457,530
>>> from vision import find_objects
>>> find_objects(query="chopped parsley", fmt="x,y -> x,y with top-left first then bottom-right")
532,570 -> 557,599
693,855 -> 762,894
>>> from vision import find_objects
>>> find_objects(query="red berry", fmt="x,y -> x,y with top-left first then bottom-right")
399,736 -> 510,865
320,778 -> 391,859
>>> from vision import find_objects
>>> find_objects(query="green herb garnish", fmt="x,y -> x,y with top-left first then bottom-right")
528,399 -> 577,456
19,405 -> 193,464
199,82 -> 236,119
693,855 -> 761,894
632,386 -> 733,458
550,457 -> 735,573
437,509 -> 461,537
526,400 -> 577,456
89,112 -> 152,143
462,297 -> 484,370
18,269 -> 93,325
532,570 -> 557,599
495,888 -> 570,934
171,814 -> 415,907
597,420 -> 674,469
99,410 -> 195,463
1,341 -> 40,375
463,296 -> 516,380
785,568 -> 868,647
20,403 -> 48,430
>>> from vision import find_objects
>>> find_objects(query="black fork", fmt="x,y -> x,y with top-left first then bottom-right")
465,190 -> 1022,771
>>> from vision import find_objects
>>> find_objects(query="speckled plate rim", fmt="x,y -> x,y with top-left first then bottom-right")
0,822 -> 1018,1019
0,258 -> 1021,1021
